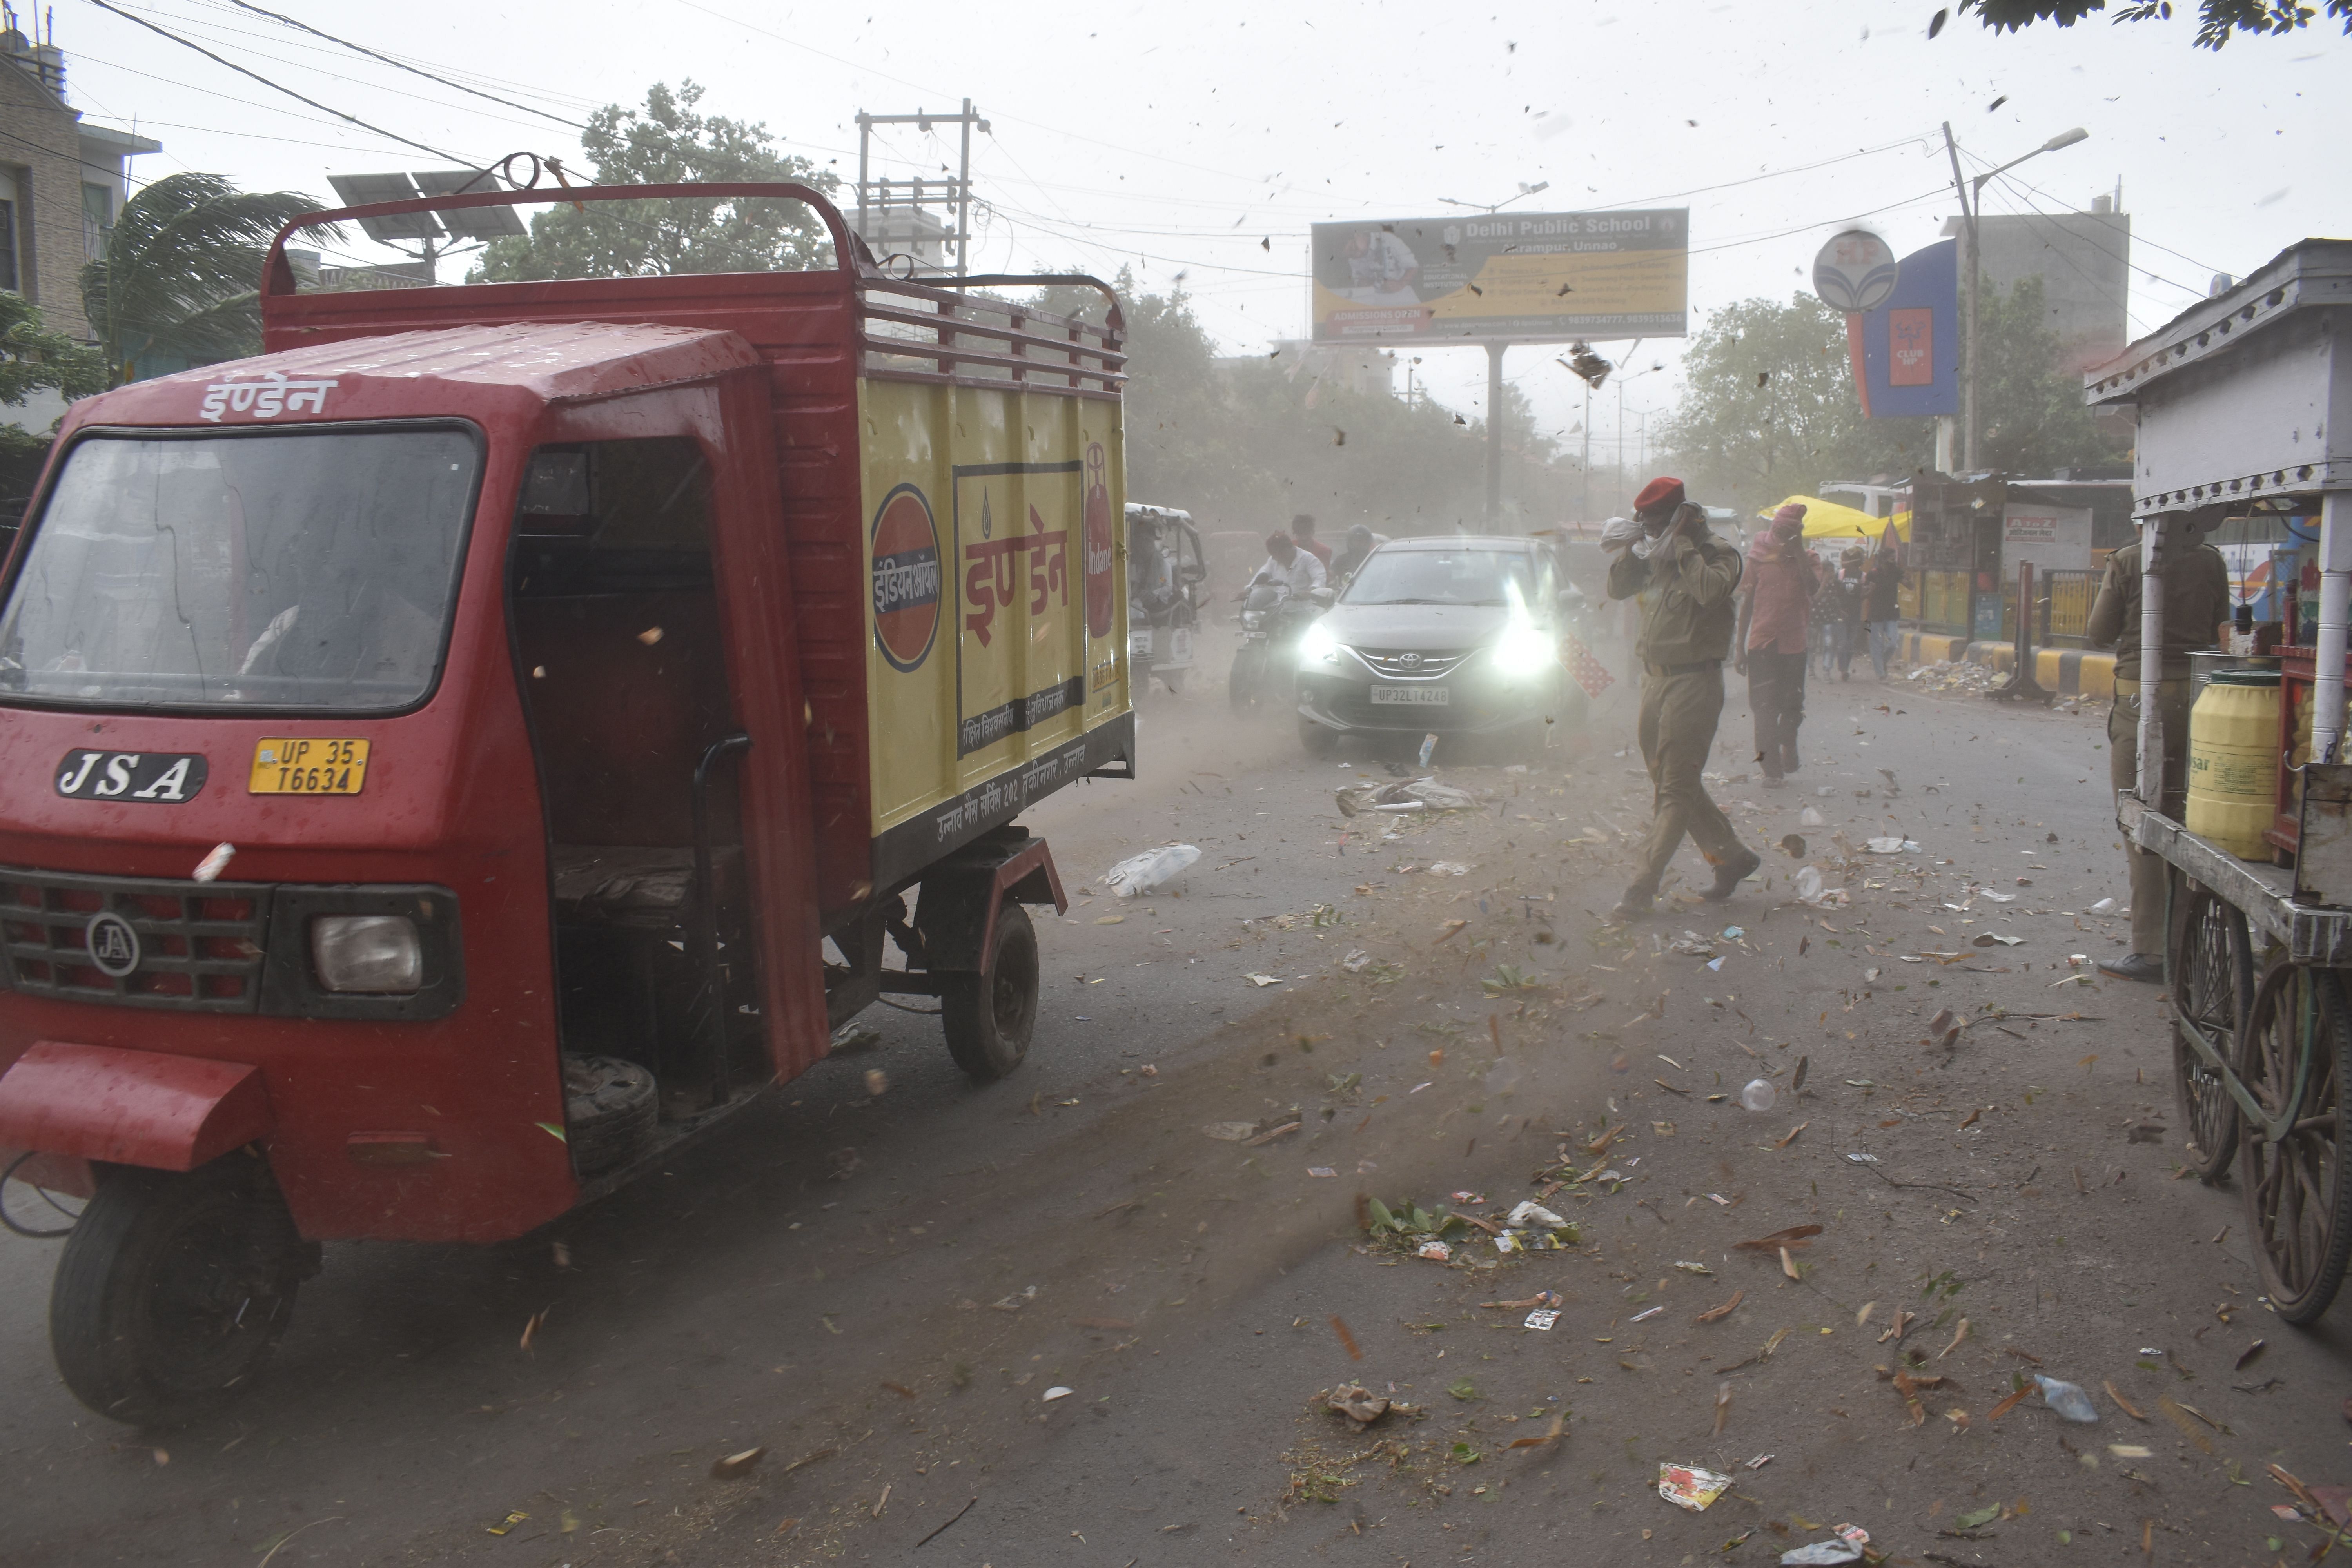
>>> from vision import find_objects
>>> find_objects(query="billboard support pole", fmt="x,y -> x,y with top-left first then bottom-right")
1485,342 -> 1506,523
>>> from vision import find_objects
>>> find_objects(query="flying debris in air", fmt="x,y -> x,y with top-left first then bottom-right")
1261,237 -> 1270,250
1758,372 -> 1773,388
1563,343 -> 1612,389
1333,428 -> 1347,447
1928,8 -> 1949,38
1454,414 -> 1468,426
1987,95 -> 2008,112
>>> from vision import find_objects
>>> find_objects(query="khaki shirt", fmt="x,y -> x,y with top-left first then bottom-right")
1607,509 -> 1745,666
2085,537 -> 2232,681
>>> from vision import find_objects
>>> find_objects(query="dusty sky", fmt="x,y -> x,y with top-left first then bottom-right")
55,0 -> 2351,460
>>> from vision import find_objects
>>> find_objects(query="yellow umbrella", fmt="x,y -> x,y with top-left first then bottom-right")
1756,495 -> 1912,543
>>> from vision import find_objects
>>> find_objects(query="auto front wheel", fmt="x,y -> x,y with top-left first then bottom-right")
943,902 -> 1039,1083
51,1157 -> 314,1426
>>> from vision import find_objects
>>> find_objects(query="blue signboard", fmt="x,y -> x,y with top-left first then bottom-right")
1860,239 -> 1958,419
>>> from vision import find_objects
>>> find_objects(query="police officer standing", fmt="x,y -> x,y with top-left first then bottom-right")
2084,515 -> 2234,982
1604,477 -> 1762,920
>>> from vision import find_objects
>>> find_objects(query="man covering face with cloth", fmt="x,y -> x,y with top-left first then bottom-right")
1602,477 -> 1763,920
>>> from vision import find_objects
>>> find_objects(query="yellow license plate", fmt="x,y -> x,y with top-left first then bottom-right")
249,738 -> 371,795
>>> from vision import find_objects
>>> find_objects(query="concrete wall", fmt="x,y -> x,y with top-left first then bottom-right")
1945,205 -> 2132,379
0,54 -> 95,340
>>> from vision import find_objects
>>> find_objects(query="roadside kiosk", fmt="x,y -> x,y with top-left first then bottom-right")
2087,239 -> 2352,1322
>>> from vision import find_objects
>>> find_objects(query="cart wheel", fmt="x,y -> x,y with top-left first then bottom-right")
943,901 -> 1039,1083
1228,646 -> 1266,713
50,1158 -> 312,1426
2170,878 -> 2250,1182
2238,961 -> 2352,1324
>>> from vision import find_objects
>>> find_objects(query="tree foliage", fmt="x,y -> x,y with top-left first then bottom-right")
78,172 -> 334,379
1658,284 -> 2125,513
470,82 -> 838,282
0,292 -> 104,407
1959,0 -> 2350,49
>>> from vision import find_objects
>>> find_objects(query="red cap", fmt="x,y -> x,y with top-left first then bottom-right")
1633,477 -> 1686,514
1772,503 -> 1807,534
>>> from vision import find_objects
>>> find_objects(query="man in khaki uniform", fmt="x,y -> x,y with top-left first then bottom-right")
2084,517 -> 2234,981
1604,476 -> 1763,920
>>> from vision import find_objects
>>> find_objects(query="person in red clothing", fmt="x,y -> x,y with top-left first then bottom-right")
1732,503 -> 1818,788
1290,514 -> 1333,570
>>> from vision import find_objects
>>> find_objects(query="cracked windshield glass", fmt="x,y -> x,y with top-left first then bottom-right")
0,2 -> 2345,1566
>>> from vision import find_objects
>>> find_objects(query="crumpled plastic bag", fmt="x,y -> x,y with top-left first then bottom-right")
1104,843 -> 1201,897
1337,777 -> 1478,817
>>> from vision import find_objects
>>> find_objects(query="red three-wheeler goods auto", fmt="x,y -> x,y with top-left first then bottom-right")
0,182 -> 1133,1424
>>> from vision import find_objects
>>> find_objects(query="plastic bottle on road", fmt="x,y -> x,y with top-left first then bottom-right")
1740,1078 -> 1777,1112
2033,1374 -> 2099,1422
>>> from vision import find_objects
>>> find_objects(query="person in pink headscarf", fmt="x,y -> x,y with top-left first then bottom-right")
1732,503 -> 1818,788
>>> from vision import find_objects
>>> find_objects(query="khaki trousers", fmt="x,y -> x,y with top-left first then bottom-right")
1632,665 -> 1746,895
2110,680 -> 2194,957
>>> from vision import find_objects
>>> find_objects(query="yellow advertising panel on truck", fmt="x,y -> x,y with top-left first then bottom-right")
860,378 -> 1128,887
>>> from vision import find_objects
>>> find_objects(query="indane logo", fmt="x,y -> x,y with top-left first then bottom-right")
870,485 -> 942,673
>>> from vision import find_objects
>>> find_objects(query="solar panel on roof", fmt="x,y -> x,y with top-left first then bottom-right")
325,172 -> 441,243
410,170 -> 527,240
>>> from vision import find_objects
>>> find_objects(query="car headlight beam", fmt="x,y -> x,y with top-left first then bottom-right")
1298,621 -> 1343,668
1490,622 -> 1557,677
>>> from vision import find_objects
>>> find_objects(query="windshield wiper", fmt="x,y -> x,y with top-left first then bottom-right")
1365,597 -> 1448,605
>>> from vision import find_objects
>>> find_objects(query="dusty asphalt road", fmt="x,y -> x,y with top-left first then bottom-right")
5,636 -> 2352,1568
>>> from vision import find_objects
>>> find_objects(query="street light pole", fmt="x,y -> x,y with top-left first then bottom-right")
1485,342 -> 1505,524
1940,123 -> 2087,473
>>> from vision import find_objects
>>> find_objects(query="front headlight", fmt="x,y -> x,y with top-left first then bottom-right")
1297,621 -> 1343,668
312,914 -> 422,993
1490,622 -> 1559,677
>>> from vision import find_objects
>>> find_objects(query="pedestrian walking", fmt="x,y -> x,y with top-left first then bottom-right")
1733,503 -> 1817,788
1840,547 -> 1867,679
1601,476 -> 1761,920
1863,543 -> 1904,679
1811,546 -> 1856,680
2084,518 -> 2234,982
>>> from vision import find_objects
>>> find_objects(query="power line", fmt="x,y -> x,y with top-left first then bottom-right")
220,0 -> 586,129
80,0 -> 468,162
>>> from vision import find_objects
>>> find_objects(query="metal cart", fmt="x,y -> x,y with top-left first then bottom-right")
2089,240 -> 2352,1323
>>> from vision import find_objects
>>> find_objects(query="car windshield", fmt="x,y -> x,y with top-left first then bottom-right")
1341,548 -> 1534,607
0,428 -> 478,712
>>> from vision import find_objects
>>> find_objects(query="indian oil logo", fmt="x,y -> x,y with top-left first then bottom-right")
1082,443 -> 1114,640
870,484 -> 943,673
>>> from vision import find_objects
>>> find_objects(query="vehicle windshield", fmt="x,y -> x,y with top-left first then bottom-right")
0,428 -> 478,711
1341,548 -> 1534,607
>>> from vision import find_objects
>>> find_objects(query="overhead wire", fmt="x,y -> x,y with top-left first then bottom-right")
220,0 -> 587,128
79,0 -> 470,161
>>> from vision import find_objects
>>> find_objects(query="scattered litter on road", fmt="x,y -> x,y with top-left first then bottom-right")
1744,1453 -> 1773,1470
1307,1166 -> 1337,1178
1779,1524 -> 1871,1564
1800,807 -> 1826,826
1338,777 -> 1479,816
1042,1386 -> 1073,1401
1674,1261 -> 1714,1275
1629,1305 -> 1664,1322
1864,837 -> 1922,854
1105,844 -> 1200,897
1327,1383 -> 1391,1426
1657,1462 -> 1734,1512
1506,1411 -> 1567,1449
1507,1200 -> 1567,1228
1341,948 -> 1372,971
710,1447 -> 767,1479
1203,1122 -> 1259,1141
1740,1078 -> 1777,1112
2034,1374 -> 2100,1423
1482,1291 -> 1564,1309
1524,1309 -> 1559,1331
1843,1152 -> 1880,1163
1245,973 -> 1284,987
1426,860 -> 1472,877
2089,897 -> 2118,913
1416,1240 -> 1452,1261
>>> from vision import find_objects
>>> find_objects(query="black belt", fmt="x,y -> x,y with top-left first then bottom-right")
1644,658 -> 1722,677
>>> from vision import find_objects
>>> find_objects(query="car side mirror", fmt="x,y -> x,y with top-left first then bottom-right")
1309,587 -> 1336,606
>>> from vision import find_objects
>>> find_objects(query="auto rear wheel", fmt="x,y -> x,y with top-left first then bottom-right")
51,1157 -> 314,1427
943,902 -> 1039,1083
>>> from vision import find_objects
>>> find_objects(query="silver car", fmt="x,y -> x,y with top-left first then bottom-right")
1292,535 -> 1581,760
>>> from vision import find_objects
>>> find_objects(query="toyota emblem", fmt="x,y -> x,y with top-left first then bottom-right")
85,912 -> 141,978
1399,652 -> 1422,669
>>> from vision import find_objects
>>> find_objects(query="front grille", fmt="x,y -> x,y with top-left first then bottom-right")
0,866 -> 273,1013
1352,647 -> 1474,679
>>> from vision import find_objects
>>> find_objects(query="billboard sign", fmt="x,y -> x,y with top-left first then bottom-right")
1858,239 -> 1959,419
1310,210 -> 1687,344
1812,229 -> 1899,313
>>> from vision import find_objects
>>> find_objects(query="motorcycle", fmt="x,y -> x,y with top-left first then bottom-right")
1229,581 -> 1331,713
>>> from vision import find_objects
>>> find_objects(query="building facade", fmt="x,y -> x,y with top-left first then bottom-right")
1940,195 -> 2131,379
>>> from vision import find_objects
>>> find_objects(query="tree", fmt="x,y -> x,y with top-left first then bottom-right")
78,172 -> 334,382
470,82 -> 838,283
1658,294 -> 1936,514
1959,0 -> 2350,49
1658,285 -> 2125,514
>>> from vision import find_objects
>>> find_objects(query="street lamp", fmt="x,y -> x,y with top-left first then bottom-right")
1939,125 -> 2088,472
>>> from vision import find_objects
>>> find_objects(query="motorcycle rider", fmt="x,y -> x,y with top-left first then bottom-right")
1241,531 -> 1327,600
1332,523 -> 1377,588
